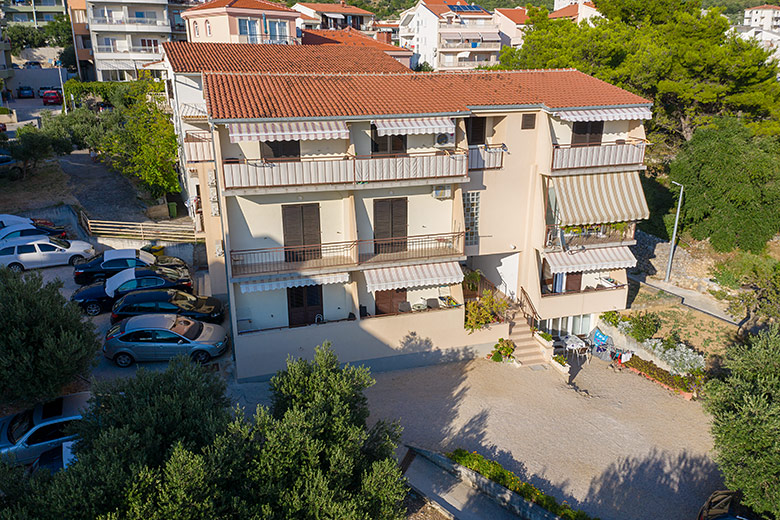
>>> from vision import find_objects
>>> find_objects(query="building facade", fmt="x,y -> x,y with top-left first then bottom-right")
291,1 -> 374,31
0,18 -> 12,81
744,4 -> 780,32
181,0 -> 300,44
548,1 -> 600,24
301,27 -> 412,67
493,7 -> 528,48
161,41 -> 652,380
398,0 -> 501,71
3,0 -> 66,25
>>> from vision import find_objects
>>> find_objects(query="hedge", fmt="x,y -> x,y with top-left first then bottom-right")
623,356 -> 701,394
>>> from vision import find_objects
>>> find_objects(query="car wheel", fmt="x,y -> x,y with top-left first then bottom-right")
7,263 -> 23,273
8,167 -> 22,181
84,302 -> 102,316
191,350 -> 211,364
69,255 -> 84,266
114,352 -> 134,368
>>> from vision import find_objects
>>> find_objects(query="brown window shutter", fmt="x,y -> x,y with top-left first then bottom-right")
301,204 -> 321,246
565,272 -> 582,293
374,199 -> 392,240
282,205 -> 303,246
391,198 -> 407,238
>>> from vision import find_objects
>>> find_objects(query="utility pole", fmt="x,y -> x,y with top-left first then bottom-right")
664,181 -> 684,282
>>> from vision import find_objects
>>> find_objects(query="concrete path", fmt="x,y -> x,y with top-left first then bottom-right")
405,454 -> 517,520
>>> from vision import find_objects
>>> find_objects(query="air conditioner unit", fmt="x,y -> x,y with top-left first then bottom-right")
432,185 -> 452,199
434,132 -> 455,148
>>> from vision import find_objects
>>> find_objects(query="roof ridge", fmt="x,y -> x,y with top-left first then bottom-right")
201,68 -> 584,77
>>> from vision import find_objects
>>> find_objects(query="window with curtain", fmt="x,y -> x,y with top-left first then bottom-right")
268,20 -> 287,40
239,19 -> 260,43
205,20 -> 211,36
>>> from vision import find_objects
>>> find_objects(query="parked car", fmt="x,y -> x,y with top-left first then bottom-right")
42,90 -> 63,106
0,392 -> 90,466
111,289 -> 224,324
16,86 -> 34,98
104,314 -> 228,367
0,156 -> 22,181
0,223 -> 66,244
71,266 -> 193,316
0,122 -> 6,132
0,214 -> 32,229
38,86 -> 52,98
0,236 -> 95,272
30,440 -> 76,474
73,248 -> 189,285
697,490 -> 761,520
11,63 -> 21,70
23,61 -> 42,69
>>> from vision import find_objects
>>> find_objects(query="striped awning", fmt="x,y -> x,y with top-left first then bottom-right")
239,272 -> 349,293
544,246 -> 637,274
459,31 -> 481,39
551,171 -> 649,226
364,262 -> 463,292
555,107 -> 653,122
180,103 -> 208,120
227,121 -> 350,143
373,117 -> 455,136
480,32 -> 501,41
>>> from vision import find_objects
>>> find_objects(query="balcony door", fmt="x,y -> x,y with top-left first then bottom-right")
282,203 -> 321,263
287,285 -> 323,327
373,198 -> 407,254
375,288 -> 407,315
572,121 -> 603,146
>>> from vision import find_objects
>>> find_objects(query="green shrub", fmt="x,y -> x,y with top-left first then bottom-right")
465,290 -> 509,333
627,311 -> 661,342
447,449 -> 596,520
624,356 -> 699,393
0,107 -> 10,115
711,252 -> 778,289
600,310 -> 622,327
538,331 -> 553,341
489,338 -> 515,362
553,354 -> 567,366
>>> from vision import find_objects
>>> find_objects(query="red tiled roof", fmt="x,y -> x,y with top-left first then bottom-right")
204,69 -> 651,120
746,4 -> 780,10
295,2 -> 374,15
496,7 -> 529,25
186,0 -> 295,13
162,41 -> 411,73
302,28 -> 412,54
299,12 -> 320,20
549,1 -> 596,19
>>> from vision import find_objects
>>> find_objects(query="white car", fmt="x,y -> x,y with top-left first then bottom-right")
0,237 -> 95,272
0,214 -> 33,229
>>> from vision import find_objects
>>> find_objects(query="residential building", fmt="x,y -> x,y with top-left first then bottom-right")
398,0 -> 501,70
181,0 -> 300,44
161,40 -> 652,380
367,20 -> 400,45
0,18 -> 12,81
3,0 -> 66,26
733,24 -> 780,62
291,1 -> 374,31
548,1 -> 600,24
66,0 -> 95,80
744,4 -> 780,32
302,28 -> 412,67
493,7 -> 528,48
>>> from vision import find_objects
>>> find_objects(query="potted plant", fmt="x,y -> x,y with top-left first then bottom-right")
551,354 -> 570,376
488,338 -> 516,363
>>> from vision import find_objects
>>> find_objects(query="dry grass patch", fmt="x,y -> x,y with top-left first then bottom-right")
0,161 -> 78,214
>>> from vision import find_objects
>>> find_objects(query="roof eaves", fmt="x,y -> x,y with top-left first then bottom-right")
210,111 -> 472,123
552,102 -> 653,110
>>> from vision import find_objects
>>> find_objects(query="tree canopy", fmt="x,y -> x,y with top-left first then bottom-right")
0,269 -> 97,407
705,327 -> 780,517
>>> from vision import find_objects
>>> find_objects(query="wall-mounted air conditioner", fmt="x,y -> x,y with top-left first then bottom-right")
434,132 -> 455,148
432,185 -> 452,199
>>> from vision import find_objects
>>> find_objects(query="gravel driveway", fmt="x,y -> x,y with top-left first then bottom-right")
365,360 -> 721,520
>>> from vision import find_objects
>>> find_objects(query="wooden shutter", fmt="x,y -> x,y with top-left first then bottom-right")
565,272 -> 582,293
467,117 -> 486,145
375,288 -> 407,315
301,204 -> 321,246
374,199 -> 392,240
283,204 -> 320,262
282,205 -> 304,247
390,198 -> 407,238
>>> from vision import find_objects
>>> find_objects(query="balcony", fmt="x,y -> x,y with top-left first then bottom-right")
183,131 -> 213,163
544,222 -> 636,250
468,144 -> 505,170
230,231 -> 465,277
551,140 -> 646,171
222,151 -> 468,191
94,45 -> 162,54
237,35 -> 301,45
439,41 -> 500,50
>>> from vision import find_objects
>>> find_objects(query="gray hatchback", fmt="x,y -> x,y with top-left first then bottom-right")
104,314 -> 229,367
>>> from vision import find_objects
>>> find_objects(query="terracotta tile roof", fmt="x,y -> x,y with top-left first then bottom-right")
162,41 -> 411,73
302,28 -> 412,54
295,2 -> 374,16
549,1 -> 596,19
495,7 -> 529,25
204,69 -> 651,121
299,13 -> 320,20
746,4 -> 780,10
186,0 -> 295,13
425,1 -> 491,18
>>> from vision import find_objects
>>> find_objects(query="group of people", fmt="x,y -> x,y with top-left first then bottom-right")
1,89 -> 13,103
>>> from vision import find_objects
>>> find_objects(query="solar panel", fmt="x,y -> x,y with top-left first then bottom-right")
448,4 -> 483,12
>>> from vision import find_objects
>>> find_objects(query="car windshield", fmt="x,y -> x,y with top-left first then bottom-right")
171,317 -> 203,340
50,237 -> 70,248
8,410 -> 34,444
171,291 -> 197,310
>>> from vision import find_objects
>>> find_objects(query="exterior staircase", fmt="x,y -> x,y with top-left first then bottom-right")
507,306 -> 547,367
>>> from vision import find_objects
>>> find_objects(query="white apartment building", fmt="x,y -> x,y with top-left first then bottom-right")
161,42 -> 652,381
398,0 -> 501,70
493,7 -> 528,48
744,4 -> 780,32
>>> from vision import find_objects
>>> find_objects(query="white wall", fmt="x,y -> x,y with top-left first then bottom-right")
549,118 -> 632,145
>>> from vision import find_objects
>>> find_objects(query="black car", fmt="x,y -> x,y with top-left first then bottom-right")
111,289 -> 224,324
73,248 -> 188,285
71,267 -> 193,316
698,491 -> 761,520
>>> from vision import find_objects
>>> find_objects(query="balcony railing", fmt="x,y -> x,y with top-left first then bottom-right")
222,151 -> 468,190
90,16 -> 169,26
541,277 -> 627,298
468,144 -> 505,170
94,45 -> 162,54
551,140 -> 647,171
230,231 -> 465,276
183,131 -> 214,163
544,222 -> 636,250
439,41 -> 501,49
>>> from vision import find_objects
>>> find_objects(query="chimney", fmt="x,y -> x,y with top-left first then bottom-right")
377,31 -> 391,44
340,0 -> 345,5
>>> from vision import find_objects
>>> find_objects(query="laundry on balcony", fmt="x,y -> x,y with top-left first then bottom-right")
227,121 -> 350,143
373,117 -> 455,136
554,106 -> 653,122
544,246 -> 637,274
239,272 -> 350,293
363,262 -> 464,292
550,171 -> 649,225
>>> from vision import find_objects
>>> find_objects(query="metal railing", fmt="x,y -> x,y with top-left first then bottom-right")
89,16 -> 169,26
183,131 -> 214,163
222,151 -> 468,190
230,231 -> 464,276
94,45 -> 162,54
80,211 -> 196,242
440,41 -> 501,49
551,140 -> 647,170
468,144 -> 505,170
544,221 -> 636,250
540,280 -> 627,298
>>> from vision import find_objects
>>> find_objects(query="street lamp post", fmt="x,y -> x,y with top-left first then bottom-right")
664,181 -> 684,282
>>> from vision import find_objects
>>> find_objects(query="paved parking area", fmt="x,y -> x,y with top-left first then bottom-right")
365,359 -> 721,520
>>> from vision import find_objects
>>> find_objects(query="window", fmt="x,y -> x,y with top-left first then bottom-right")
102,70 -> 122,81
20,229 -> 44,237
282,203 -> 321,262
373,198 -> 407,254
462,191 -> 480,246
43,13 -> 55,22
205,20 -> 211,36
238,19 -> 260,43
122,330 -> 155,342
139,39 -> 160,52
261,140 -> 300,160
158,302 -> 179,311
135,302 -> 158,312
26,421 -> 73,446
17,245 -> 35,254
287,285 -> 323,327
139,277 -> 164,288
12,14 -> 29,22
102,259 -> 130,269
193,21 -> 199,37
73,9 -> 86,23
371,125 -> 406,155
268,20 -> 288,41
154,330 -> 184,343
572,121 -> 604,146
466,117 -> 486,145
38,243 -> 57,252
521,114 -> 536,130
0,247 -> 13,256
117,280 -> 140,292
